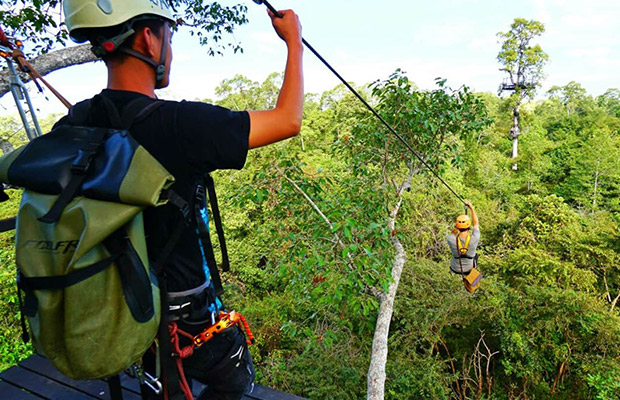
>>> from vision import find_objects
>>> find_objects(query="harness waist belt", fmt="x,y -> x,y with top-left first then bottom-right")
167,280 -> 217,322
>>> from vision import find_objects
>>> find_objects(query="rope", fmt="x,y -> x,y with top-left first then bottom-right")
168,323 -> 195,400
239,313 -> 256,345
0,27 -> 72,109
254,0 -> 466,205
12,48 -> 72,109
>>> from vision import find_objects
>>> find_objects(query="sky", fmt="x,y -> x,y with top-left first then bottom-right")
1,0 -> 619,118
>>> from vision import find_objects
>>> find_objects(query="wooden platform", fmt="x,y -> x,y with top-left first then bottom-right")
0,355 -> 306,400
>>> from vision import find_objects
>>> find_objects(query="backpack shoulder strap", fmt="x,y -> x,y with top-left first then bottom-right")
67,99 -> 92,126
119,97 -> 165,130
205,174 -> 230,273
191,174 -> 229,296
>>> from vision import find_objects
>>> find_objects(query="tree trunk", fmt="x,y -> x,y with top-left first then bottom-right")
510,102 -> 521,170
511,138 -> 519,169
367,221 -> 406,400
367,171 -> 414,400
592,163 -> 600,211
0,44 -> 97,99
611,292 -> 620,313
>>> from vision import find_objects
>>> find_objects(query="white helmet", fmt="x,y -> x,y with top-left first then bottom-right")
63,0 -> 175,88
64,0 -> 175,43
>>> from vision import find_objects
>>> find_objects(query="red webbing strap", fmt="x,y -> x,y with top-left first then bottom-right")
0,27 -> 12,48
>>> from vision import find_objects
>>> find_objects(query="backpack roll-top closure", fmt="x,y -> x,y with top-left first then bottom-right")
2,125 -> 174,208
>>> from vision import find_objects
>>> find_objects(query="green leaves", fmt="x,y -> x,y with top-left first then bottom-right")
497,18 -> 548,100
349,69 -> 491,184
0,1 -> 248,58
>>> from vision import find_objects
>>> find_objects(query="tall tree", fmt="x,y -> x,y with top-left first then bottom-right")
497,18 -> 548,170
0,0 -> 249,98
597,88 -> 620,118
353,71 -> 490,400
547,81 -> 588,117
215,72 -> 490,400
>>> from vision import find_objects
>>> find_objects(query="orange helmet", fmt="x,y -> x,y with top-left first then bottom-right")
455,214 -> 471,230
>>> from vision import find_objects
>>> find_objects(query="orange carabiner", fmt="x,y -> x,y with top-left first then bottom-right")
193,311 -> 236,347
192,310 -> 256,347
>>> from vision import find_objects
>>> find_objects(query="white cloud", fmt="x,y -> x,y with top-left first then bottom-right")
467,38 -> 498,51
566,47 -> 612,58
531,0 -> 552,24
248,31 -> 282,55
562,14 -> 612,29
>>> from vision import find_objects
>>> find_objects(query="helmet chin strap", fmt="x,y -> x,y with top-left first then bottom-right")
118,22 -> 169,89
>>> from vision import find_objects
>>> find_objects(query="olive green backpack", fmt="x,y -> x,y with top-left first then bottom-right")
0,95 -> 180,380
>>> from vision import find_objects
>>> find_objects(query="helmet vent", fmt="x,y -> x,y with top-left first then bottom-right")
97,0 -> 113,14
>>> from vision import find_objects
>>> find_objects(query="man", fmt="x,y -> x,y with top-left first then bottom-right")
447,201 -> 480,275
61,1 -> 303,399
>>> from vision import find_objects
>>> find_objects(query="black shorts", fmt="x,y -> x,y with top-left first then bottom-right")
141,323 -> 255,400
183,324 -> 255,400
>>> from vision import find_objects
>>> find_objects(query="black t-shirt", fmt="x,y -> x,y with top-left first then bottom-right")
54,89 -> 250,292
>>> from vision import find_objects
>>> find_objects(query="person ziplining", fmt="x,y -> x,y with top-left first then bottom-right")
447,201 -> 483,293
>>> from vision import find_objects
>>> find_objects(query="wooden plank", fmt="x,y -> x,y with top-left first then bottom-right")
0,380 -> 43,399
19,355 -> 139,400
19,355 -> 141,400
119,373 -> 142,394
2,354 -> 309,400
0,366 -> 97,399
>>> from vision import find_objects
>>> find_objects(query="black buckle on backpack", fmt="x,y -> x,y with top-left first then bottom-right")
16,272 -> 38,318
71,146 -> 100,174
162,189 -> 191,225
71,131 -> 107,175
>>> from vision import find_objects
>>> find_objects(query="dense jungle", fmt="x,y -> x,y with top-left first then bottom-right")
0,1 -> 619,399
1,72 -> 620,399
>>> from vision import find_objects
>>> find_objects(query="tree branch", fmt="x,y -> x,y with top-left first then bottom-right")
277,168 -> 361,270
611,292 -> 620,313
0,44 -> 97,99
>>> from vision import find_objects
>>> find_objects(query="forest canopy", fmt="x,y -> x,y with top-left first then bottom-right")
0,2 -> 619,399
2,72 -> 619,399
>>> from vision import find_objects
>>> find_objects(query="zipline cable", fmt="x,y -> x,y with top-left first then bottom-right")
252,0 -> 466,204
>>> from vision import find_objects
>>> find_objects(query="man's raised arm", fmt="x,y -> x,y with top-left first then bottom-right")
248,9 -> 303,149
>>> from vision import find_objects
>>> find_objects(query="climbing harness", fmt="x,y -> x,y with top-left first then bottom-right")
457,232 -> 471,257
252,0 -> 467,205
454,231 -> 482,293
167,311 -> 255,400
